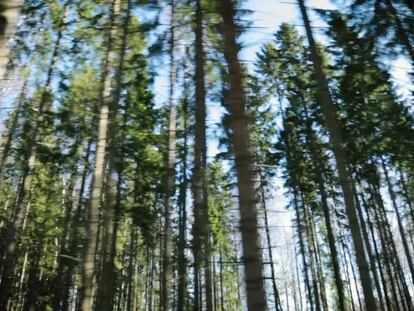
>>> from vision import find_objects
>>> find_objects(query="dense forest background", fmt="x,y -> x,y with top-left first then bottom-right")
0,0 -> 413,310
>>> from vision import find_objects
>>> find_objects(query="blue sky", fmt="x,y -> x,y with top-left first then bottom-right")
240,0 -> 412,95
151,0 -> 412,108
151,0 -> 412,137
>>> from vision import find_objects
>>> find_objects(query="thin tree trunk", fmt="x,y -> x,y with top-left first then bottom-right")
24,251 -> 42,311
399,172 -> 414,249
194,262 -> 200,311
16,250 -> 29,309
149,246 -> 155,311
212,257 -> 217,311
308,208 -> 328,311
302,197 -> 321,311
357,186 -> 392,311
219,247 -> 225,311
340,238 -> 356,311
24,191 -> 54,311
293,191 -> 314,311
232,233 -> 242,305
51,168 -> 78,310
294,243 -> 303,311
79,0 -> 121,309
218,1 -> 267,309
95,178 -> 117,310
297,1 -> 376,307
380,157 -> 414,286
344,242 -> 363,310
301,103 -> 346,311
259,178 -> 282,310
370,177 -> 413,309
193,0 -> 212,309
95,0 -> 131,307
161,1 -> 176,310
61,141 -> 92,311
353,184 -> 387,310
367,183 -> 401,309
127,227 -> 136,311
177,91 -> 188,311
0,3 -> 68,306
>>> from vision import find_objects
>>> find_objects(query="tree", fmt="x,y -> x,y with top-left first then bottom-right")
79,0 -> 121,309
218,0 -> 268,309
297,0 -> 377,307
192,0 -> 213,309
161,1 -> 177,310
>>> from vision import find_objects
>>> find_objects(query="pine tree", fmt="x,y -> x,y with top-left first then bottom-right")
297,0 -> 377,307
161,1 -> 177,310
193,0 -> 213,309
79,0 -> 122,309
218,0 -> 268,309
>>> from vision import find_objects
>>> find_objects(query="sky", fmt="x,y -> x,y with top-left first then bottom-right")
188,3 -> 413,304
203,0 -> 413,153
151,0 -> 412,108
148,0 -> 413,212
0,1 -> 411,307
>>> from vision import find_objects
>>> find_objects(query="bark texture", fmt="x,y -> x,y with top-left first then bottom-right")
219,0 -> 268,309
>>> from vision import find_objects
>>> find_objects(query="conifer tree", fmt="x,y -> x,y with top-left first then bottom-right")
218,0 -> 268,309
79,0 -> 121,309
297,0 -> 376,307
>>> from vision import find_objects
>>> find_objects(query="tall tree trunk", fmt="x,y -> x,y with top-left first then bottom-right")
353,184 -> 387,310
24,191 -> 54,311
51,168 -> 78,310
16,250 -> 29,308
367,183 -> 401,309
280,97 -> 313,310
218,0 -> 267,309
193,264 -> 200,311
339,238 -> 356,311
297,0 -> 376,307
161,1 -> 176,309
399,171 -> 414,234
219,247 -> 225,311
294,243 -> 304,311
24,250 -> 42,311
301,103 -> 346,311
357,186 -> 392,310
308,207 -> 328,311
177,91 -> 188,311
293,191 -> 314,311
258,177 -> 282,310
193,0 -> 212,309
344,241 -> 363,309
379,157 -> 414,286
0,0 -> 22,79
0,3 -> 68,306
95,0 -> 131,308
60,141 -> 92,311
79,0 -> 121,309
369,175 -> 413,309
95,178 -> 117,310
126,227 -> 136,311
301,197 -> 321,311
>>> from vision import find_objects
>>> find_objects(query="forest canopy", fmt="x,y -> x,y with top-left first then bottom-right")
0,0 -> 413,310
